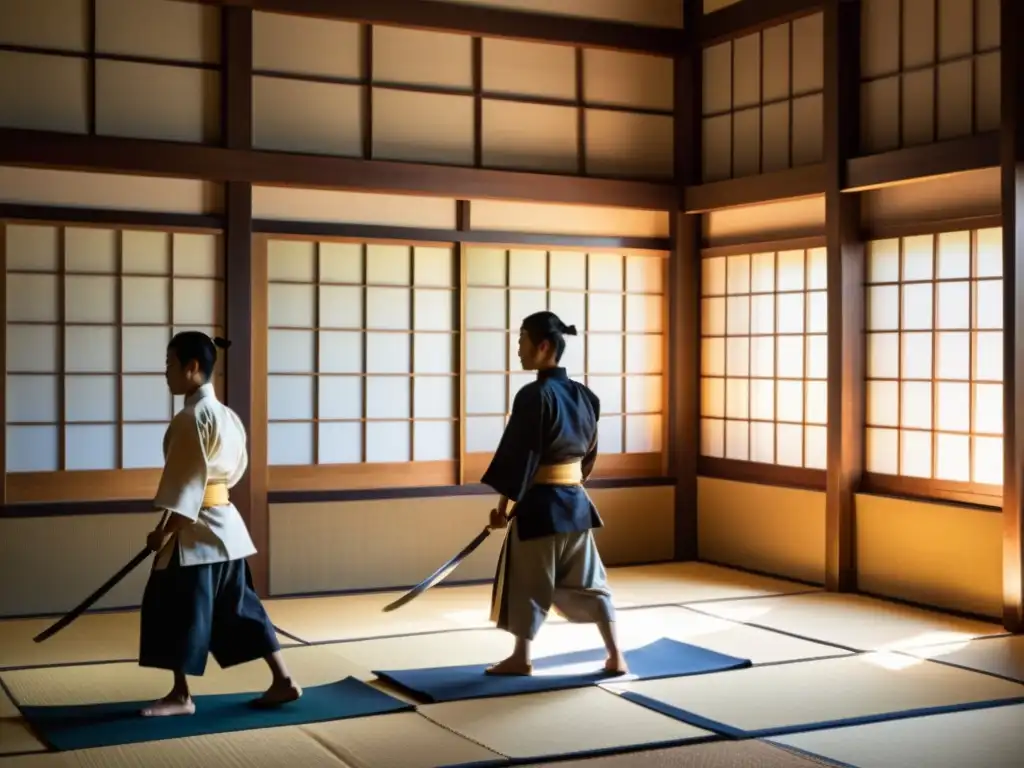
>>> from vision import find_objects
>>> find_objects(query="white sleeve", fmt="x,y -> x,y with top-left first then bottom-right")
152,415 -> 209,522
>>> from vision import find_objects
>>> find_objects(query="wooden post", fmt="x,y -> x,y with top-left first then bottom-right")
823,0 -> 863,592
1000,0 -> 1024,633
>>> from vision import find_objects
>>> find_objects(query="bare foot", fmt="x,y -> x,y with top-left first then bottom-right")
251,678 -> 303,708
604,654 -> 629,676
140,693 -> 195,717
485,656 -> 533,676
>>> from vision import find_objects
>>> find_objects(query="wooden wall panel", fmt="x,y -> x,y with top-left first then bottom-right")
701,14 -> 825,182
856,494 -> 1002,617
860,0 -> 1002,154
0,513 -> 160,617
704,0 -> 744,12
267,485 -> 675,596
435,0 -> 684,28
252,78 -> 363,156
468,200 -> 670,238
0,166 -> 221,214
252,187 -> 456,229
697,477 -> 827,584
0,52 -> 89,134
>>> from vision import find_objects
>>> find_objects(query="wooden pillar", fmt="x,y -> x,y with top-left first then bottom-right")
823,0 -> 862,592
670,2 -> 701,561
221,8 -> 265,594
1000,0 -> 1024,633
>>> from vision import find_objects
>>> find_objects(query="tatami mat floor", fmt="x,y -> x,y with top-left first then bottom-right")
0,561 -> 1020,767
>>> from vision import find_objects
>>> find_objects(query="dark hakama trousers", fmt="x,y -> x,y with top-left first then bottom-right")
490,518 -> 615,640
139,545 -> 279,677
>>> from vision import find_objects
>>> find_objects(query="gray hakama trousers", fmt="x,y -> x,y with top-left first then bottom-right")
139,544 -> 280,677
490,518 -> 616,640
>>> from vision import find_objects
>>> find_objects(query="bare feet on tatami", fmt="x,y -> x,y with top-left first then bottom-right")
140,693 -> 196,717
485,656 -> 533,676
251,677 -> 303,708
604,653 -> 629,676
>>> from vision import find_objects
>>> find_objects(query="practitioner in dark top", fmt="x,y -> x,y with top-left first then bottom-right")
482,311 -> 627,677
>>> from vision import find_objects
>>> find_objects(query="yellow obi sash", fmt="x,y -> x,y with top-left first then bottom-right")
533,461 -> 583,486
202,483 -> 230,508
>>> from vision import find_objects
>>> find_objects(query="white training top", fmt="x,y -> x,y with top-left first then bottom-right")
152,382 -> 257,570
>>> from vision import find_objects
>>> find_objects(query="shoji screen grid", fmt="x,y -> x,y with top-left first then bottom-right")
0,0 -> 221,143
3,222 -> 224,503
864,227 -> 1003,494
251,15 -> 674,179
701,13 -> 824,182
265,238 -> 459,490
462,246 -> 666,481
699,246 -> 828,470
859,0 -> 1001,153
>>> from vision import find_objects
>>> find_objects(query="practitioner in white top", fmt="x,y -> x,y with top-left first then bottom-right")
139,331 -> 301,716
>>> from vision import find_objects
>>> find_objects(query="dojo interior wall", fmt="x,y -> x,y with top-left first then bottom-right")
694,0 -> 1006,620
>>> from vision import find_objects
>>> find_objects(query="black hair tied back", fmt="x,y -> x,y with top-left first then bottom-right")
213,336 -> 232,350
560,323 -> 578,336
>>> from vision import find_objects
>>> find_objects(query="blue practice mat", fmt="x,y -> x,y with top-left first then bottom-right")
18,676 -> 413,751
372,638 -> 751,703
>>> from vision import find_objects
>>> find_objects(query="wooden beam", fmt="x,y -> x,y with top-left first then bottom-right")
1001,0 -> 1024,634
220,7 -> 266,596
823,0 -> 862,594
0,128 -> 676,211
845,133 -> 1000,192
698,0 -> 822,46
685,165 -> 826,213
189,0 -> 683,55
670,0 -> 700,562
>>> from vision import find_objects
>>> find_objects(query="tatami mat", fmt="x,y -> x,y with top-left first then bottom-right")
420,687 -> 713,760
904,634 -> 1024,683
516,740 -> 841,767
607,654 -> 1024,737
266,564 -> 817,644
0,610 -> 299,670
690,592 -> 1003,651
265,584 -> 496,643
0,726 -> 350,767
301,712 -> 503,767
0,645 -> 367,708
328,607 -> 846,680
0,685 -> 45,756
606,563 -> 816,608
771,702 -> 1024,768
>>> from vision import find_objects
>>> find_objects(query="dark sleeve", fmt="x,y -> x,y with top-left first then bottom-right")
480,385 -> 545,502
581,388 -> 601,482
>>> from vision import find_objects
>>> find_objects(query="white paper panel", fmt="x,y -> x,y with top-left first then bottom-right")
318,422 -> 362,464
366,421 -> 411,463
65,424 -> 117,470
122,423 -> 166,468
253,13 -> 361,78
318,376 -> 363,420
372,26 -> 472,88
253,77 -> 362,156
6,425 -> 60,471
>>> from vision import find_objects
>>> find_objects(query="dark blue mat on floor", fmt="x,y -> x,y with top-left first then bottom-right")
18,676 -> 413,751
372,638 -> 751,703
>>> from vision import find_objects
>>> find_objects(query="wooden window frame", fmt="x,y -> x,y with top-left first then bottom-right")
2,218 -> 224,504
862,218 -> 1005,510
697,235 -> 829,492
